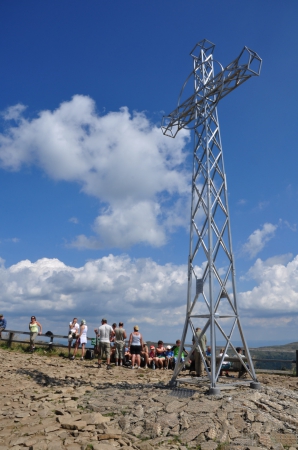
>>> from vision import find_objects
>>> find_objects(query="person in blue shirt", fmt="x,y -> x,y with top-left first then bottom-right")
0,314 -> 7,339
165,345 -> 174,369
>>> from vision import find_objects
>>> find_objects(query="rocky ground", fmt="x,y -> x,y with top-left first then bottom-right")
0,349 -> 298,450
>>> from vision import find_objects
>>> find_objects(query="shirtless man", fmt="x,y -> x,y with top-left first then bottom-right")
114,322 -> 127,366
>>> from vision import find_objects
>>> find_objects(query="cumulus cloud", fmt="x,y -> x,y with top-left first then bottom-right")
1,253 -> 298,342
0,96 -> 190,249
239,255 -> 298,315
0,255 -> 188,336
242,222 -> 277,258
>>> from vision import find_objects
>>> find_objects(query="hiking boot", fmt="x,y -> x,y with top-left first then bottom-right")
106,364 -> 111,370
71,356 -> 75,360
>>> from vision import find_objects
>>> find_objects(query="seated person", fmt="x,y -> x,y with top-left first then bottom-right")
172,339 -> 188,366
149,345 -> 156,368
140,341 -> 149,368
124,346 -> 132,366
154,340 -> 166,369
165,345 -> 174,369
219,348 -> 231,376
234,347 -> 249,378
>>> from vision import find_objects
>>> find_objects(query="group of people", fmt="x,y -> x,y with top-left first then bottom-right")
0,314 -> 248,378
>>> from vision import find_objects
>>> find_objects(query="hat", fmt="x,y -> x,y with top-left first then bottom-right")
150,345 -> 155,349
167,345 -> 172,350
102,318 -> 107,322
81,319 -> 86,325
134,325 -> 139,330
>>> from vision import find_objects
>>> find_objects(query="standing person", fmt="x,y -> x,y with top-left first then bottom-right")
68,318 -> 79,358
95,318 -> 114,369
128,325 -> 143,369
0,314 -> 7,339
114,322 -> 127,367
193,327 -> 207,377
72,319 -> 88,360
29,316 -> 42,352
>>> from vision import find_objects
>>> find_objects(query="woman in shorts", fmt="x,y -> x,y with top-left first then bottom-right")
29,316 -> 42,352
154,340 -> 166,369
71,319 -> 88,360
128,325 -> 143,369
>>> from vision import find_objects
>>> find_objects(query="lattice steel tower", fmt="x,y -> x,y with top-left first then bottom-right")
162,39 -> 262,394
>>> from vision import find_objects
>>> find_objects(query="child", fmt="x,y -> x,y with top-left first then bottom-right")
149,345 -> 156,369
165,345 -> 174,369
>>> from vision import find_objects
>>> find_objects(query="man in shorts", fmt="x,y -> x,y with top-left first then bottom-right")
114,322 -> 127,366
68,318 -> 79,358
94,318 -> 114,370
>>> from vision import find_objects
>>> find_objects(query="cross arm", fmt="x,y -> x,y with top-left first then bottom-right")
161,47 -> 262,138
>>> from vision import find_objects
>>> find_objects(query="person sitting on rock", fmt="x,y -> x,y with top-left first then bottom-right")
154,340 -> 167,369
148,345 -> 156,369
234,347 -> 249,378
172,340 -> 188,367
219,348 -> 231,377
165,345 -> 174,369
140,341 -> 149,368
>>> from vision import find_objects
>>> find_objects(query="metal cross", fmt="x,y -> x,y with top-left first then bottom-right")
162,39 -> 262,394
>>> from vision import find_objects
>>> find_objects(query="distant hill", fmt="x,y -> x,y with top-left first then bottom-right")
251,342 -> 298,352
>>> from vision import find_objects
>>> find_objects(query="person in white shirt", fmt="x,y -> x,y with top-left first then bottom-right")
219,348 -> 231,376
68,318 -> 79,358
72,320 -> 88,360
94,318 -> 114,369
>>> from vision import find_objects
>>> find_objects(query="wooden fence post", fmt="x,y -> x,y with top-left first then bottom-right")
8,332 -> 14,348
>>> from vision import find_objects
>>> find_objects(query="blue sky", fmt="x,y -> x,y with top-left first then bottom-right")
0,1 -> 298,346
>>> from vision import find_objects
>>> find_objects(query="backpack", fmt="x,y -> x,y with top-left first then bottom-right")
85,349 -> 94,360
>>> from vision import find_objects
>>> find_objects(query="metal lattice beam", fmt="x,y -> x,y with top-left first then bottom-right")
162,39 -> 262,394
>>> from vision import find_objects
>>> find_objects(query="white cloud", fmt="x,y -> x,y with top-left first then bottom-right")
2,103 -> 27,121
1,253 -> 298,343
239,255 -> 298,314
0,255 -> 187,336
69,217 -> 79,224
242,222 -> 277,258
0,96 -> 190,249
